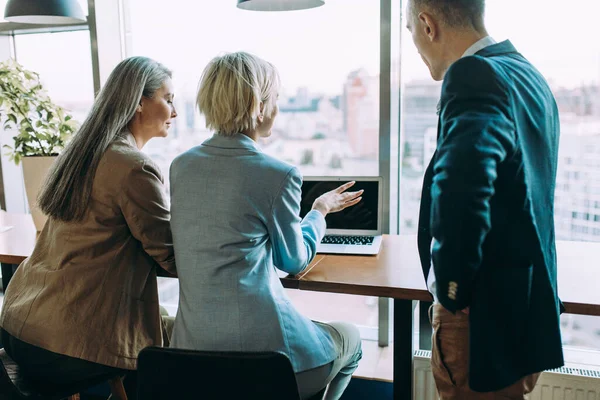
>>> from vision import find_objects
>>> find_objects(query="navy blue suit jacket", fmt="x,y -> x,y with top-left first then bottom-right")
417,40 -> 565,391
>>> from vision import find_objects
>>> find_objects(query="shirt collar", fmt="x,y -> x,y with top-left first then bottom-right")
462,36 -> 497,58
202,133 -> 262,152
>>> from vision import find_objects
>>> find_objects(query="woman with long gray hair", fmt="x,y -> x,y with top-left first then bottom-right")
0,56 -> 177,398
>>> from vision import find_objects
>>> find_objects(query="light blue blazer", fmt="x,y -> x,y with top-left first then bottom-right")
169,133 -> 337,372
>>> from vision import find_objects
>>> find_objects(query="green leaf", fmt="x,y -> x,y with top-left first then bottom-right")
0,59 -> 79,161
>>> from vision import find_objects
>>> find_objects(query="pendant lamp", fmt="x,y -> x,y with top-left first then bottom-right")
237,0 -> 324,12
4,0 -> 86,24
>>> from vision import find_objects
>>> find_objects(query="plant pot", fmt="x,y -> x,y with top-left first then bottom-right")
21,156 -> 56,232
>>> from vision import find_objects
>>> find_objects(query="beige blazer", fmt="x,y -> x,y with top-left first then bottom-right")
0,132 -> 176,370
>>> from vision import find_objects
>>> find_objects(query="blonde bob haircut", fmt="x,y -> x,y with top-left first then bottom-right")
197,51 -> 280,136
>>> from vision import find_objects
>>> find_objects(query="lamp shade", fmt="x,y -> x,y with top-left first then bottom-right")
237,0 -> 324,12
4,0 -> 86,24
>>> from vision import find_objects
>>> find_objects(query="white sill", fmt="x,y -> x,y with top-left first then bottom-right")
562,345 -> 600,372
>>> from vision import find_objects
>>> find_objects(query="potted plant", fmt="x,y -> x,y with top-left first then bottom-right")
0,59 -> 79,231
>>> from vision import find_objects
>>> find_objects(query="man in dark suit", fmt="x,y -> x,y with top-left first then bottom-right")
407,0 -> 564,398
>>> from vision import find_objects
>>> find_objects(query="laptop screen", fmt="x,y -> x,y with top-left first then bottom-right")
299,179 -> 380,231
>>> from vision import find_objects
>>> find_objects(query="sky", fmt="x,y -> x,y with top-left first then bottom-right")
129,0 -> 600,94
1,0 -> 599,103
127,0 -> 381,98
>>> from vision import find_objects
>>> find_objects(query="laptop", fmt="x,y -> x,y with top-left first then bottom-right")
300,176 -> 383,255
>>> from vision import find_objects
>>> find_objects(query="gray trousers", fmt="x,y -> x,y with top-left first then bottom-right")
296,321 -> 363,400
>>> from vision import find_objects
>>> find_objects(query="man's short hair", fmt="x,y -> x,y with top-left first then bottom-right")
412,0 -> 485,32
197,52 -> 280,137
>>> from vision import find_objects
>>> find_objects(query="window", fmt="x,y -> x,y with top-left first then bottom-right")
400,0 -> 600,355
129,0 -> 384,338
128,0 -> 380,185
13,31 -> 94,121
1,4 -> 93,213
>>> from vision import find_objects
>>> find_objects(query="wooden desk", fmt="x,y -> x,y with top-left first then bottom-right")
0,211 -> 36,290
2,213 -> 600,400
0,212 -> 36,265
296,235 -> 600,316
297,235 -> 430,300
294,235 -> 600,399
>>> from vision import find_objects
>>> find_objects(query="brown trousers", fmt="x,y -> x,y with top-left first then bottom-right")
430,303 -> 540,400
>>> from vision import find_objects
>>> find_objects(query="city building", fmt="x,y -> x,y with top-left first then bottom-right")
343,69 -> 379,159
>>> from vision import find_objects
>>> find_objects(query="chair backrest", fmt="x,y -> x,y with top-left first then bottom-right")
137,347 -> 302,400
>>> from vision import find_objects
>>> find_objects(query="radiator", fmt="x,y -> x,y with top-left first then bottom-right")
413,350 -> 600,400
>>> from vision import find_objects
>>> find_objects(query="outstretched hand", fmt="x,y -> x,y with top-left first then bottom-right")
311,181 -> 363,217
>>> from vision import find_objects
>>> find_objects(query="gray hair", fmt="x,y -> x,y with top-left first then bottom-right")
410,0 -> 486,32
38,56 -> 172,222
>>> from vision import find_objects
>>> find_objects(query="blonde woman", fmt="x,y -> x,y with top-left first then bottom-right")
0,56 -> 177,398
169,52 -> 362,400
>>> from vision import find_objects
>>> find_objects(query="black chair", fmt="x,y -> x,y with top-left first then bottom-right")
137,347 -> 327,400
0,349 -> 126,400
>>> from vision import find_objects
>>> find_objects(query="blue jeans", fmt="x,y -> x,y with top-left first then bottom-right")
296,321 -> 363,400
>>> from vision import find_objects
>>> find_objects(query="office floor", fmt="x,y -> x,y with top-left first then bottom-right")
354,340 -> 393,382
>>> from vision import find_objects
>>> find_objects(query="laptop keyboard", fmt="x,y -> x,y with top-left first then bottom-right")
321,235 -> 375,246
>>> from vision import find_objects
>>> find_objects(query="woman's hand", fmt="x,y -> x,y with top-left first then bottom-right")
311,181 -> 363,217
